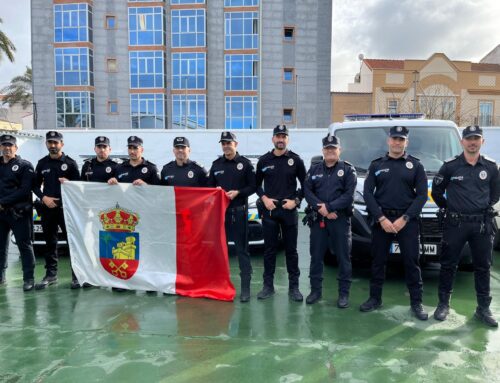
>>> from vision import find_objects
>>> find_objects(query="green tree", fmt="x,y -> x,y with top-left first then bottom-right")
0,17 -> 16,63
1,66 -> 32,109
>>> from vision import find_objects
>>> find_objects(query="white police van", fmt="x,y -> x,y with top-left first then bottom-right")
328,113 -> 474,266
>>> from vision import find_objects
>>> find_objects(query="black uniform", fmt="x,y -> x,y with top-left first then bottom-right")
364,152 -> 427,304
81,158 -> 117,182
256,149 -> 306,290
207,153 -> 256,279
160,160 -> 208,187
431,153 -> 500,306
0,154 -> 36,284
34,153 -> 80,277
304,159 -> 357,296
115,159 -> 160,185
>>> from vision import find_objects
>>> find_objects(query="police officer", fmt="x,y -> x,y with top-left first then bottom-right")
255,125 -> 306,302
108,136 -> 160,186
207,131 -> 256,302
81,136 -> 117,182
360,126 -> 428,320
0,134 -> 36,291
432,125 -> 500,327
160,137 -> 208,187
34,131 -> 80,289
304,134 -> 357,306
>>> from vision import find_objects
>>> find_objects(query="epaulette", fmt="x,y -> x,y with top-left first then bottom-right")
482,155 -> 497,164
343,160 -> 354,167
192,160 -> 205,169
83,157 -> 93,163
444,155 -> 459,164
407,154 -> 420,161
370,156 -> 384,163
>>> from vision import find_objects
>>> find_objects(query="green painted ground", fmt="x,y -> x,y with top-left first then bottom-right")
1,226 -> 499,383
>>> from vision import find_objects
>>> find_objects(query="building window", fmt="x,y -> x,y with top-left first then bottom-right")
55,48 -> 94,86
129,51 -> 165,89
172,95 -> 206,129
225,96 -> 258,129
479,101 -> 493,126
283,27 -> 294,42
54,4 -> 93,43
128,7 -> 165,46
283,68 -> 294,82
283,108 -> 294,123
171,9 -> 206,48
56,91 -> 95,128
107,58 -> 117,72
387,100 -> 398,114
171,0 -> 205,4
129,0 -> 165,2
130,94 -> 165,129
225,54 -> 258,91
224,0 -> 259,6
105,15 -> 116,29
172,53 -> 206,90
224,12 -> 258,50
108,100 -> 118,114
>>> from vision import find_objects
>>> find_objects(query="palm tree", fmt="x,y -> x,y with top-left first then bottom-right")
1,66 -> 32,109
0,17 -> 16,63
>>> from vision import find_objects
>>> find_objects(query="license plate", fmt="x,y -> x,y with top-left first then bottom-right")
391,243 -> 437,255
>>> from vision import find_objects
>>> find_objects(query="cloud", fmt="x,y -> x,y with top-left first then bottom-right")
332,0 -> 500,90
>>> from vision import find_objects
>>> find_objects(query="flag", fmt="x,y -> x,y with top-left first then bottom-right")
61,182 -> 235,301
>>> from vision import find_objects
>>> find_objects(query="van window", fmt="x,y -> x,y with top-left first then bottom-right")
335,126 -> 461,173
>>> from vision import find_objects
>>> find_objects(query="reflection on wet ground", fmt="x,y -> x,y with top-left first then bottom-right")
1,225 -> 499,382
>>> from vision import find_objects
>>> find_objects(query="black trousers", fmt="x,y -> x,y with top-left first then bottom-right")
370,219 -> 423,304
262,207 -> 300,288
39,205 -> 69,278
225,206 -> 252,279
309,215 -> 352,294
438,219 -> 494,299
0,210 -> 35,281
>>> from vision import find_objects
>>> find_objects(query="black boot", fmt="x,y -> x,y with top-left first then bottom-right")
306,290 -> 322,305
360,297 -> 382,312
257,284 -> 275,300
240,276 -> 251,303
411,303 -> 428,321
475,296 -> 498,327
433,293 -> 450,321
337,293 -> 349,309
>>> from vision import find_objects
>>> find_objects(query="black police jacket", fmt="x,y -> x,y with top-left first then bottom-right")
0,155 -> 34,208
256,149 -> 306,201
81,158 -> 118,182
364,152 -> 427,220
431,153 -> 500,213
115,159 -> 160,185
160,160 -> 208,187
304,160 -> 357,213
34,153 -> 80,201
207,153 -> 256,208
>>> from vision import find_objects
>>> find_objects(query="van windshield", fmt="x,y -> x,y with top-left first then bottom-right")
335,126 -> 462,173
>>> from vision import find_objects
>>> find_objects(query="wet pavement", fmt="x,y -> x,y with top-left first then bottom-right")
1,224 -> 500,383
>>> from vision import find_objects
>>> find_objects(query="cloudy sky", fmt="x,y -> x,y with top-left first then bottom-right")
0,0 -> 499,91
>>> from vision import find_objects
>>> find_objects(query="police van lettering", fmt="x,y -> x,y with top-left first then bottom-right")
374,168 -> 390,176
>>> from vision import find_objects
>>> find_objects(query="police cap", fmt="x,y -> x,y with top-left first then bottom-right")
0,134 -> 17,145
173,136 -> 190,147
127,135 -> 143,147
462,125 -> 483,139
389,126 -> 409,139
322,134 -> 340,148
46,131 -> 63,142
219,131 -> 237,143
95,136 -> 110,146
273,124 -> 289,136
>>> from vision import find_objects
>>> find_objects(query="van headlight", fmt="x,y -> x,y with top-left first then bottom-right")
354,191 -> 365,205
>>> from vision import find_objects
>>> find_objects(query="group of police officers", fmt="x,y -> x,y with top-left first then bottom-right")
0,123 -> 498,327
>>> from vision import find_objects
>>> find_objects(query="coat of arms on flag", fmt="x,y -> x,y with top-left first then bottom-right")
99,204 -> 140,280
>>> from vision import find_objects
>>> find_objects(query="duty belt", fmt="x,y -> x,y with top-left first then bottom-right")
382,209 -> 406,217
448,212 -> 485,223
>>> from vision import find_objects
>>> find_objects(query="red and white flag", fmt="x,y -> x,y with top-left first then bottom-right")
61,182 -> 235,301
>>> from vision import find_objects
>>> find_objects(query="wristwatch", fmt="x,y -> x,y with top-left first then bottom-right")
294,197 -> 301,207
402,214 -> 410,222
